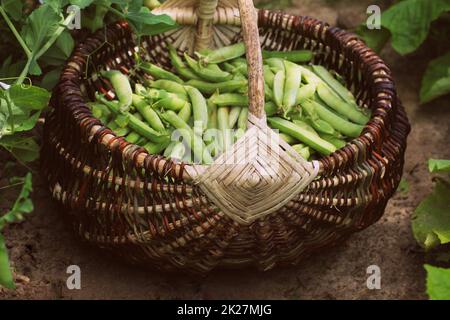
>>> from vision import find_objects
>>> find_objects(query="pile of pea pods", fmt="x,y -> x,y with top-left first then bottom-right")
90,42 -> 371,164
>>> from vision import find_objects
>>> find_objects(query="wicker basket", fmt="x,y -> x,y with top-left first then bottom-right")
41,0 -> 410,272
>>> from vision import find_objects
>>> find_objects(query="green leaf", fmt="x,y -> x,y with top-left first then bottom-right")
425,265 -> 450,300
1,0 -> 24,21
355,26 -> 391,53
412,180 -> 450,250
39,30 -> 75,67
420,51 -> 450,104
20,4 -> 63,76
0,172 -> 33,230
70,0 -> 95,9
8,84 -> 51,111
0,234 -> 14,289
381,0 -> 450,55
428,159 -> 450,173
40,68 -> 62,91
0,135 -> 40,163
124,7 -> 177,37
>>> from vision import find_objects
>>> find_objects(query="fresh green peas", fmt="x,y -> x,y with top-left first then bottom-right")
143,140 -> 170,155
185,79 -> 248,95
150,80 -> 188,98
302,99 -> 364,138
131,94 -> 166,132
167,44 -> 202,80
263,65 -> 275,88
295,83 -> 317,105
228,106 -> 242,128
147,89 -> 190,112
160,110 -> 213,164
291,144 -> 311,160
169,142 -> 186,160
101,70 -> 133,112
217,106 -> 232,152
177,103 -> 192,124
268,117 -> 336,155
264,101 -> 278,116
265,58 -> 285,72
201,42 -> 246,64
262,50 -> 313,63
237,107 -> 248,130
209,93 -> 249,107
273,70 -> 285,109
207,99 -> 218,130
140,61 -> 183,84
283,61 -> 302,115
316,82 -> 370,125
184,53 -> 233,83
186,86 -> 209,132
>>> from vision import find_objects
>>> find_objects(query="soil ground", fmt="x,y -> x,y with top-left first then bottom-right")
1,0 -> 449,300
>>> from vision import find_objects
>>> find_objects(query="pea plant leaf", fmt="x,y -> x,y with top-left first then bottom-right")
357,0 -> 450,55
39,29 -> 75,67
0,173 -> 33,289
420,51 -> 450,104
1,0 -> 24,21
428,159 -> 450,173
425,265 -> 450,300
20,3 -> 63,76
412,179 -> 450,250
382,0 -> 450,55
0,173 -> 33,230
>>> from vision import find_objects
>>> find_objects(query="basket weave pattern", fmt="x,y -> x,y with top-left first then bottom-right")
41,3 -> 410,271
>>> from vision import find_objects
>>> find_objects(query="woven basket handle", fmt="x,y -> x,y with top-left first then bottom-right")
196,0 -> 265,119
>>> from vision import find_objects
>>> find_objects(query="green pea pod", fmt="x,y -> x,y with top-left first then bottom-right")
185,79 -> 247,95
292,119 -> 320,137
160,111 -> 213,164
311,65 -> 355,104
186,86 -> 208,132
218,106 -> 232,152
292,144 -> 311,160
150,79 -> 187,97
168,44 -> 202,80
230,59 -> 248,76
101,70 -> 132,112
302,99 -> 364,138
177,103 -> 192,123
273,70 -> 285,109
209,93 -> 249,107
228,106 -> 242,129
316,82 -> 370,125
143,140 -> 170,155
125,131 -> 141,144
265,82 -> 273,102
97,94 -> 169,143
283,61 -> 302,115
268,117 -> 336,155
264,58 -> 285,72
169,142 -> 186,160
132,94 -> 166,132
306,117 -> 336,135
184,53 -> 233,82
262,50 -> 314,63
148,89 -> 190,111
319,133 -> 347,149
263,65 -> 275,88
264,101 -> 278,116
163,141 -> 178,158
139,62 -> 183,83
279,132 -> 298,145
295,83 -> 317,105
207,98 -> 218,129
202,42 -> 246,64
234,128 -> 245,142
237,107 -> 248,130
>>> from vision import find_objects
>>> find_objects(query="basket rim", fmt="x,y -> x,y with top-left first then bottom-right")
54,10 -> 400,182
